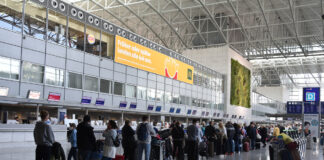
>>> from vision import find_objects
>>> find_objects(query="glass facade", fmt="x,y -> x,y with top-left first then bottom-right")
0,56 -> 19,80
84,76 -> 98,92
22,62 -> 44,83
101,32 -> 114,59
0,0 -> 23,32
114,82 -> 124,96
67,72 -> 82,89
137,86 -> 146,100
147,88 -> 156,101
100,79 -> 111,93
24,1 -> 46,40
47,9 -> 66,45
45,67 -> 64,86
85,25 -> 100,56
126,85 -> 136,98
68,18 -> 85,51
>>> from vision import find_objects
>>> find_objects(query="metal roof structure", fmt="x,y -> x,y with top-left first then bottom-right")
66,0 -> 324,88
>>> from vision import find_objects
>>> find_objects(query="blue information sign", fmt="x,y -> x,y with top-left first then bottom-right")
155,106 -> 162,112
303,87 -> 320,102
169,107 -> 175,113
286,101 -> 302,114
304,102 -> 318,114
176,108 -> 181,114
81,96 -> 91,104
187,109 -> 192,115
95,98 -> 105,105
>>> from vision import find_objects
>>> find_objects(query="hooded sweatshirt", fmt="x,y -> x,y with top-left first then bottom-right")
34,121 -> 55,146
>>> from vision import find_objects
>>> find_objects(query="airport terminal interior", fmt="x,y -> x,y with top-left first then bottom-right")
0,0 -> 324,159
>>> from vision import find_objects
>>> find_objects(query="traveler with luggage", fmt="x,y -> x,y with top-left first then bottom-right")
218,122 -> 227,137
225,122 -> 235,155
34,110 -> 55,160
68,123 -> 78,160
247,122 -> 257,150
136,116 -> 156,160
187,119 -> 199,160
171,121 -> 185,160
122,120 -> 136,160
102,120 -> 118,160
205,121 -> 217,157
77,115 -> 96,160
259,126 -> 268,148
233,123 -> 243,153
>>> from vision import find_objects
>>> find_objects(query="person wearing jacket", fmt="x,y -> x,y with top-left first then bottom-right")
171,121 -> 185,160
187,119 -> 199,160
205,121 -> 217,157
77,115 -> 96,160
136,116 -> 156,160
68,123 -> 78,160
34,110 -> 55,160
233,123 -> 243,153
103,120 -> 118,160
122,120 -> 136,160
248,123 -> 257,150
225,122 -> 235,155
259,126 -> 268,147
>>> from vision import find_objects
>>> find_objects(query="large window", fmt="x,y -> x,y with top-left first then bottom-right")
100,79 -> 112,93
156,90 -> 164,102
147,88 -> 156,101
24,1 -> 46,39
165,92 -> 172,103
101,32 -> 114,59
22,62 -> 44,83
114,82 -> 125,96
137,86 -> 146,100
47,9 -> 67,45
67,72 -> 82,89
85,25 -> 100,56
45,67 -> 64,86
172,93 -> 180,104
84,76 -> 98,92
0,0 -> 23,32
0,56 -> 19,80
68,18 -> 85,51
126,85 -> 136,98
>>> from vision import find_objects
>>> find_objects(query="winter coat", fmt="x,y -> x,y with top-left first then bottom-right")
77,122 -> 96,151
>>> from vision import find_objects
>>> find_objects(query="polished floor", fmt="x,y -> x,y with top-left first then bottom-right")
0,142 -> 323,160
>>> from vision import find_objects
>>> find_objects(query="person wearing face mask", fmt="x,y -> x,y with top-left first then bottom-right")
34,110 -> 55,160
186,119 -> 199,160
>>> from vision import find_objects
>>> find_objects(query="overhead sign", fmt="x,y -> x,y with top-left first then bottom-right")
130,102 -> 137,109
187,109 -> 192,115
119,101 -> 127,108
155,106 -> 162,112
81,96 -> 91,104
0,87 -> 9,96
176,108 -> 181,114
148,105 -> 154,111
115,35 -> 194,84
169,107 -> 175,113
48,92 -> 61,101
303,87 -> 320,102
28,90 -> 41,100
286,101 -> 302,114
95,98 -> 105,105
304,102 -> 318,114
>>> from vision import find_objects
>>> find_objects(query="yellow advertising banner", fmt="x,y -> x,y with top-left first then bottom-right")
115,35 -> 194,84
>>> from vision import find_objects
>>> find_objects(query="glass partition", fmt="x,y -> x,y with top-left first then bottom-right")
68,18 -> 85,51
24,1 -> 46,39
0,0 -> 23,32
85,25 -> 100,55
47,9 -> 67,45
101,32 -> 114,59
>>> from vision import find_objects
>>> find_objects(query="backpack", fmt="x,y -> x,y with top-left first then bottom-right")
111,134 -> 120,147
137,123 -> 149,141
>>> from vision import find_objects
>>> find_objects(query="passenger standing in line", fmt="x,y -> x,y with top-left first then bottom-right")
77,115 -> 96,160
273,125 -> 280,137
171,121 -> 185,160
186,119 -> 199,160
136,116 -> 156,160
122,120 -> 136,160
225,122 -> 235,155
34,110 -> 55,160
218,122 -> 227,136
68,123 -> 78,160
102,120 -> 118,160
153,121 -> 159,133
259,126 -> 268,148
205,121 -> 217,157
233,123 -> 243,153
248,122 -> 257,150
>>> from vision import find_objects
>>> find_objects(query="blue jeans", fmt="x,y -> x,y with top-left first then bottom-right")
250,139 -> 256,150
78,149 -> 92,160
137,142 -> 151,160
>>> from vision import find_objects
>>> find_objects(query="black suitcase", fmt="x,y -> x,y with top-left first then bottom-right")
255,142 -> 261,149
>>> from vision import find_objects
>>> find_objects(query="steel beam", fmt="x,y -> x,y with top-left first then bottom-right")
196,0 -> 228,44
143,0 -> 188,48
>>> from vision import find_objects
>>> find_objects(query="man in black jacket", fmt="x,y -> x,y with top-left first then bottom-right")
171,121 -> 185,160
248,122 -> 257,150
122,120 -> 136,160
77,115 -> 96,160
205,121 -> 217,157
259,126 -> 268,147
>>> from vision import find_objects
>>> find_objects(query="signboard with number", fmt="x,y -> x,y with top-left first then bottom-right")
303,87 -> 320,102
286,101 -> 303,114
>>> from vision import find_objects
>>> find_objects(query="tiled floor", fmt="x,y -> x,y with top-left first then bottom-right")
0,142 -> 322,160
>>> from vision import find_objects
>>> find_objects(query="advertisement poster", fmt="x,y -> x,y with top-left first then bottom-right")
114,35 -> 194,84
304,114 -> 319,138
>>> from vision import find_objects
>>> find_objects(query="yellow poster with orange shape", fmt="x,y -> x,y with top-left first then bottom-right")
114,35 -> 194,84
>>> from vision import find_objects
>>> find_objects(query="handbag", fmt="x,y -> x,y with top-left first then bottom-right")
257,133 -> 261,139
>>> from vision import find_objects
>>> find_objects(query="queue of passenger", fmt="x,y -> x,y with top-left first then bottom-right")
34,110 -> 303,160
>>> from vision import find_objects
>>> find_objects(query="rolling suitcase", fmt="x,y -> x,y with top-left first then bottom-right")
208,141 -> 214,157
215,139 -> 222,155
243,142 -> 249,152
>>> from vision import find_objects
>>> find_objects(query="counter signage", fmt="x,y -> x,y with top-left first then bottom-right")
176,108 -> 181,114
321,102 -> 324,114
119,101 -> 127,108
148,105 -> 154,111
169,107 -> 175,113
48,92 -> 61,101
201,111 -> 205,116
187,109 -> 192,115
130,102 -> 137,109
192,110 -> 197,115
81,96 -> 91,104
213,113 -> 217,117
95,98 -> 105,105
28,90 -> 41,100
155,106 -> 162,112
0,87 -> 9,96
115,35 -> 194,84
205,112 -> 209,116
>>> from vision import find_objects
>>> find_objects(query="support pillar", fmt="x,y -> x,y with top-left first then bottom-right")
36,104 -> 40,121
